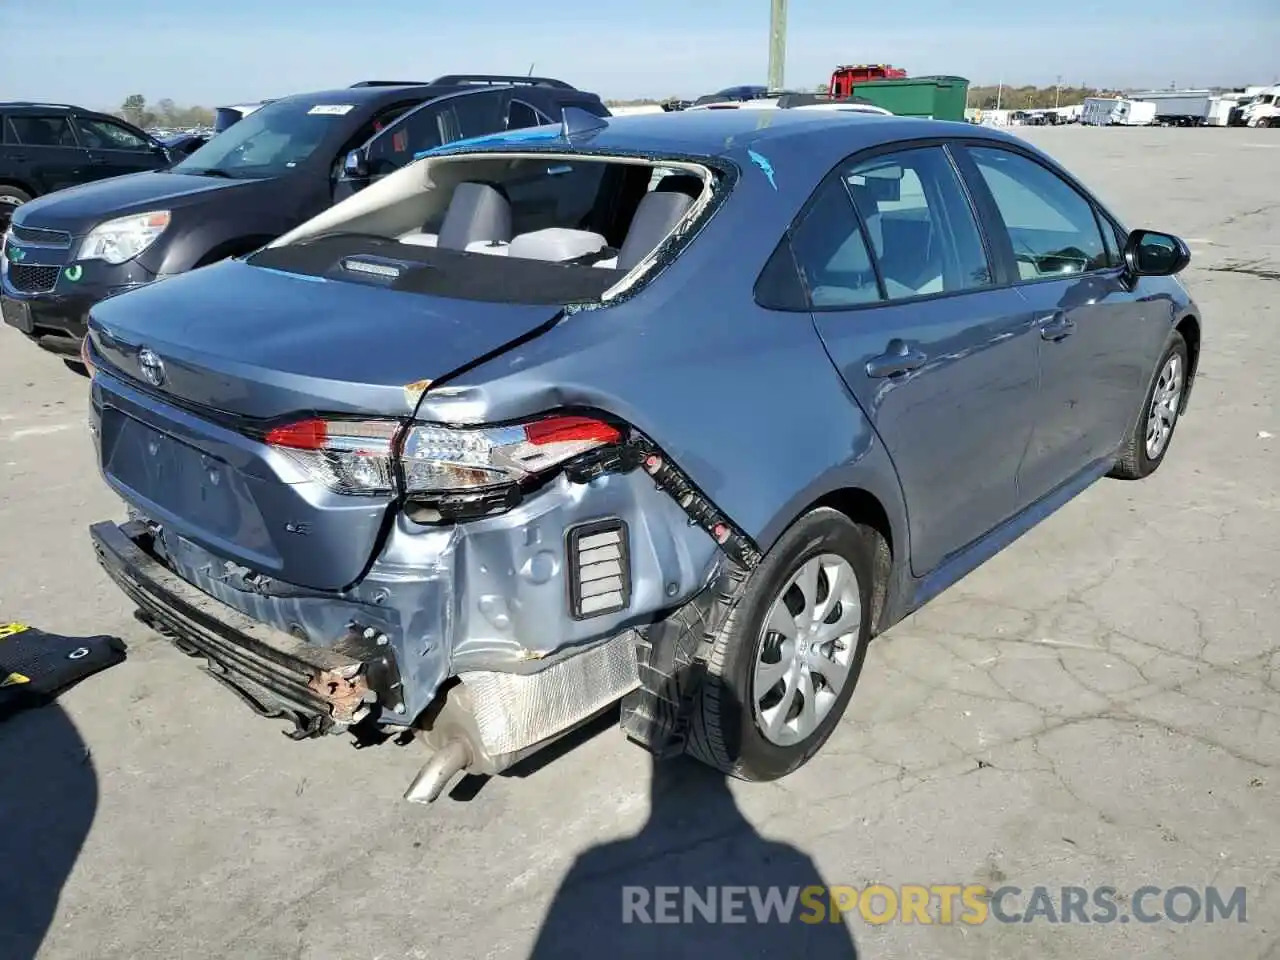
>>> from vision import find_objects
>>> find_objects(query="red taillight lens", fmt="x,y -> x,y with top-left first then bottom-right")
525,416 -> 621,446
265,418 -> 328,451
264,418 -> 400,494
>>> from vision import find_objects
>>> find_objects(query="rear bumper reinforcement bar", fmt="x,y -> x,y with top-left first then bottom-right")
90,520 -> 380,738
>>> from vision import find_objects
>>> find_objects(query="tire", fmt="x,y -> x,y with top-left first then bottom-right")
685,507 -> 876,781
1110,331 -> 1189,480
0,185 -> 32,231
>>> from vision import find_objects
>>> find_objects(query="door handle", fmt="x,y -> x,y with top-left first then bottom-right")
866,338 -> 928,378
88,157 -> 108,164
1039,312 -> 1076,342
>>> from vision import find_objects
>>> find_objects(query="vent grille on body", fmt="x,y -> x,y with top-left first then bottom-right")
566,519 -> 631,619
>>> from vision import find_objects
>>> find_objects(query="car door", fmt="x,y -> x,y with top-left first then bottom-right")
3,114 -> 90,194
956,144 -> 1167,506
72,115 -> 168,180
797,144 -> 1042,575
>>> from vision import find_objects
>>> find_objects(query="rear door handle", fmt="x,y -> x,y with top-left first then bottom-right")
866,338 -> 928,378
1039,312 -> 1076,342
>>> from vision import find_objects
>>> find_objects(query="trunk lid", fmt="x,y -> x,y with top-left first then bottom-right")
88,258 -> 564,420
89,258 -> 566,592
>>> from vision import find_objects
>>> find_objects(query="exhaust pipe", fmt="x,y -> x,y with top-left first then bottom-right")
404,739 -> 473,804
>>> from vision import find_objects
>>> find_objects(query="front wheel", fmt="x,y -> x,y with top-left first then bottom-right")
1110,331 -> 1189,480
685,507 -> 876,781
0,185 -> 32,232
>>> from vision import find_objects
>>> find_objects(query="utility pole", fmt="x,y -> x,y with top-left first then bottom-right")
768,0 -> 788,91
1056,75 -> 1062,109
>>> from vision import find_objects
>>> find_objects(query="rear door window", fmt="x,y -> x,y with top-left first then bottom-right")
364,104 -> 444,177
788,177 -> 882,307
8,115 -> 78,147
507,100 -> 545,130
843,146 -> 993,300
449,94 -> 504,139
965,146 -> 1109,279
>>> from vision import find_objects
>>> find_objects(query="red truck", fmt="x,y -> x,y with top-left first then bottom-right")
830,64 -> 907,98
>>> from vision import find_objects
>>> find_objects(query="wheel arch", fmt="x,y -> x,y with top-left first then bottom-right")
756,469 -> 911,638
1175,312 -> 1201,412
0,178 -> 36,200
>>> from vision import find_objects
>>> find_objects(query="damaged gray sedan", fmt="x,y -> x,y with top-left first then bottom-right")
83,108 -> 1201,802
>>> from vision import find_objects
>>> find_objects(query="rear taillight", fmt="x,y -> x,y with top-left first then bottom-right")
400,415 -> 621,494
265,418 -> 399,494
262,414 -> 623,500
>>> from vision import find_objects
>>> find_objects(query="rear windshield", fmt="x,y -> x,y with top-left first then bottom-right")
174,98 -> 360,178
250,236 -> 618,304
250,155 -> 722,304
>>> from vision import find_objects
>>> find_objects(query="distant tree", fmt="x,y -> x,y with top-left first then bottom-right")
155,98 -> 178,126
120,94 -> 148,127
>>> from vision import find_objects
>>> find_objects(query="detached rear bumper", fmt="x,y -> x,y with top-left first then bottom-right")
90,520 -> 403,737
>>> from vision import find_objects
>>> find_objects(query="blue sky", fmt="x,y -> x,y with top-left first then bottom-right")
3,0 -> 1277,109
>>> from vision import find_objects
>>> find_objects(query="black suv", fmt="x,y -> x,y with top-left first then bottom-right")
0,102 -> 172,230
1,76 -> 604,365
335,75 -> 609,200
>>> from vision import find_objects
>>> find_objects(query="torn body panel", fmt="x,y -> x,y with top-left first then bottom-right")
117,465 -> 723,727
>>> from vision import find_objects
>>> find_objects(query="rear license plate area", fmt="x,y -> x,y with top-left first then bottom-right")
101,409 -> 251,541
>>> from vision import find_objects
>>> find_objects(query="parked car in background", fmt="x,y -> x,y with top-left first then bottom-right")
1,76 -> 600,367
214,101 -> 273,133
686,92 -> 893,116
83,109 -> 1200,803
335,75 -> 608,199
0,102 -> 172,230
158,132 -> 208,160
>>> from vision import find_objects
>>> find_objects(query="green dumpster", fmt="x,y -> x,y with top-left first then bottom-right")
850,76 -> 970,121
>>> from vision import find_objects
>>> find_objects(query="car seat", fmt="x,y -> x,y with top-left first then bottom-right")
608,175 -> 703,272
399,181 -> 513,251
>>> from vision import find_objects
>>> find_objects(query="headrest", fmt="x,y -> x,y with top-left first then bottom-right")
437,182 -> 513,251
615,191 -> 696,272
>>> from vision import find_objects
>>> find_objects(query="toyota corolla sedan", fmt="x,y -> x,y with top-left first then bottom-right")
82,108 -> 1201,803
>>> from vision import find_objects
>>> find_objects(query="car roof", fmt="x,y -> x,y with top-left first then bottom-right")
443,108 -> 1016,163
270,81 -> 598,111
0,102 -> 82,113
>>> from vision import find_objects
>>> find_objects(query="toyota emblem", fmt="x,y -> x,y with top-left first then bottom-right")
138,347 -> 166,387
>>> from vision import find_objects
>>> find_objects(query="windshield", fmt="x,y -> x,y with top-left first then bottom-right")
174,98 -> 357,178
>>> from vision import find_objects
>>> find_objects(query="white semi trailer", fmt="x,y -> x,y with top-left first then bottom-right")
1132,90 -> 1215,126
1081,97 -> 1157,126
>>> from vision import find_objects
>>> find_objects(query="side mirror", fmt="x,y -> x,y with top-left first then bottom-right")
343,150 -> 369,179
1124,229 -> 1191,277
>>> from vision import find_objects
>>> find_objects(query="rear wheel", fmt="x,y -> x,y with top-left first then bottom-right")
1110,332 -> 1188,480
0,186 -> 31,232
685,507 -> 875,781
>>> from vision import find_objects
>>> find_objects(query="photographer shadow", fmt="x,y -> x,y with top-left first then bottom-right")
0,703 -> 97,960
530,726 -> 859,958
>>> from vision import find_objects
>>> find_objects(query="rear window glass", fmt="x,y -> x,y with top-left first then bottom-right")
249,236 -> 618,305
9,115 -> 77,147
253,156 -> 723,304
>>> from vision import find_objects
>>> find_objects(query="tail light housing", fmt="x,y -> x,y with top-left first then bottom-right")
263,414 -> 623,512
